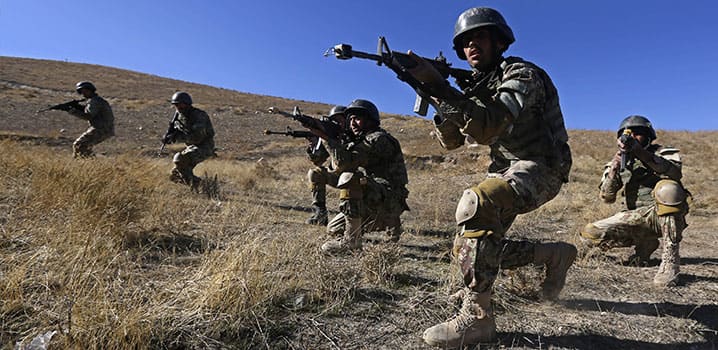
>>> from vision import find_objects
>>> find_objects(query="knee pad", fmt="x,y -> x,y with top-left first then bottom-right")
455,178 -> 517,238
653,179 -> 687,216
580,223 -> 603,242
307,167 -> 327,189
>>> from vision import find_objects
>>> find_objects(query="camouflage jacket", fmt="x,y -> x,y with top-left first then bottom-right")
327,128 -> 408,190
171,107 -> 215,149
69,94 -> 115,135
599,144 -> 682,209
307,131 -> 354,170
434,56 -> 571,180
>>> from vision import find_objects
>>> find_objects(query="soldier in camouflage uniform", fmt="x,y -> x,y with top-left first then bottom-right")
580,115 -> 689,287
404,7 -> 576,347
305,106 -> 348,226
162,91 -> 215,188
320,99 -> 409,254
66,81 -> 115,158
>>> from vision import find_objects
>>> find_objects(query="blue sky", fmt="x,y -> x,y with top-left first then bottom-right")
2,0 -> 716,130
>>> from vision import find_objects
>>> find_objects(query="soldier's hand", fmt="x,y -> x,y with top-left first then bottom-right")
162,133 -> 176,145
610,150 -> 622,170
406,50 -> 445,86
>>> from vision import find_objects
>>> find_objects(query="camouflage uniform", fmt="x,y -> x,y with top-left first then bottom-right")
581,143 -> 688,286
325,127 -> 409,243
168,107 -> 215,186
68,94 -> 114,158
420,8 -> 576,347
435,55 -> 573,295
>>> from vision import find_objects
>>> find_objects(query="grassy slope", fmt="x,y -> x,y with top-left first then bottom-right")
1,56 -> 716,349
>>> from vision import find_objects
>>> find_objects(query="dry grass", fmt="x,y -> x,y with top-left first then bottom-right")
1,56 -> 716,349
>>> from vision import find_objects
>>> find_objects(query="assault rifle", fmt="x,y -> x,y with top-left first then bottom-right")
619,128 -> 635,171
267,106 -> 342,140
264,127 -> 315,139
324,36 -> 473,116
36,99 -> 83,113
159,113 -> 180,156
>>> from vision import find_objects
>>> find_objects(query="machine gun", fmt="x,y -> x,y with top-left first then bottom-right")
267,106 -> 342,140
36,99 -> 83,113
264,127 -> 316,139
619,128 -> 635,171
324,36 -> 473,116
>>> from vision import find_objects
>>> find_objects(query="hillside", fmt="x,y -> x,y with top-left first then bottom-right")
0,56 -> 716,349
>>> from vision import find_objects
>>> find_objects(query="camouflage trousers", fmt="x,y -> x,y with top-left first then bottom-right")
453,234 -> 536,293
73,126 -> 113,158
582,204 -> 687,250
170,145 -> 214,185
327,176 -> 407,239
307,166 -> 339,207
453,159 -> 567,293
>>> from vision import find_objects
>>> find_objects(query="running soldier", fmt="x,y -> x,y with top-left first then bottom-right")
162,91 -> 215,188
404,7 -> 576,347
66,81 -> 114,158
320,99 -> 409,254
580,115 -> 689,287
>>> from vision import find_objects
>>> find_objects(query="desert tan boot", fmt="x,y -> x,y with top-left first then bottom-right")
533,242 -> 577,301
320,216 -> 362,254
423,291 -> 496,348
653,240 -> 680,287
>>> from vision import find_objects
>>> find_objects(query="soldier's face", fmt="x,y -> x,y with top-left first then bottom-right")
632,132 -> 650,147
173,103 -> 190,113
461,28 -> 505,69
77,88 -> 92,98
349,114 -> 367,135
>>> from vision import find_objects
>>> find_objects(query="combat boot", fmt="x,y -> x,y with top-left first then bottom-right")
321,216 -> 362,254
533,242 -> 577,301
627,238 -> 659,266
306,205 -> 328,226
423,291 -> 496,348
653,239 -> 680,287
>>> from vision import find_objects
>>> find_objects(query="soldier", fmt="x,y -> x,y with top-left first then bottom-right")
580,115 -> 688,287
320,99 -> 409,254
162,91 -> 215,188
305,105 -> 348,226
66,81 -> 114,158
404,7 -> 576,346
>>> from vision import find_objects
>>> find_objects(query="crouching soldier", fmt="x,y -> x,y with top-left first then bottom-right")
67,81 -> 115,158
580,115 -> 689,287
305,105 -> 349,225
321,99 -> 409,254
162,91 -> 215,188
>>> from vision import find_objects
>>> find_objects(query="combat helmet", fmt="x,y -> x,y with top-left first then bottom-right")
345,99 -> 380,124
617,115 -> 657,140
453,7 -> 515,59
75,81 -> 96,93
171,91 -> 193,105
328,105 -> 346,120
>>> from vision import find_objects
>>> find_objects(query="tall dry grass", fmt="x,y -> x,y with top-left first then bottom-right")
0,142 -> 375,349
